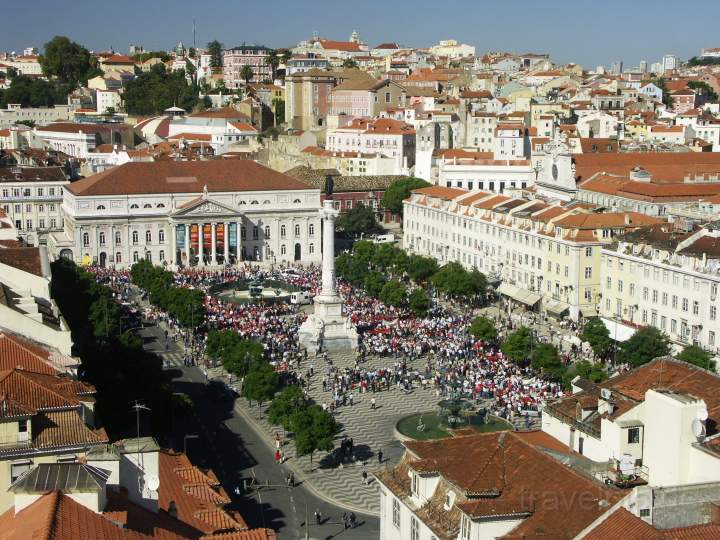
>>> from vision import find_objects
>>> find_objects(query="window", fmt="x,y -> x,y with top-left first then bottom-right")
640,509 -> 651,518
693,301 -> 699,315
280,244 -> 286,255
411,517 -> 420,540
252,226 -> 258,240
682,298 -> 689,312
710,331 -> 716,346
133,251 -> 139,262
17,419 -> 29,442
264,225 -> 270,238
50,218 -> 56,228
711,306 -> 717,321
145,230 -> 152,244
39,219 -> 45,229
158,230 -> 165,244
82,232 -> 89,247
411,473 -> 419,496
392,498 -> 401,528
116,252 -> 121,263
130,204 -> 139,209
672,295 -> 678,309
309,243 -> 314,254
96,205 -> 106,210
99,232 -> 106,245
132,231 -> 139,244
584,267 -> 592,279
309,223 -> 315,236
159,250 -> 165,262
280,225 -> 287,238
157,203 -> 165,208
293,198 -> 301,204
585,247 -> 593,257
143,204 -> 152,209
241,226 -> 247,240
461,514 -> 471,540
295,224 -> 301,236
25,219 -> 32,230
11,461 -> 32,483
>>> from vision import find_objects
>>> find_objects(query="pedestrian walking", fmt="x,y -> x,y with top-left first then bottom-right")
377,449 -> 383,464
370,397 -> 376,410
315,509 -> 322,525
361,470 -> 368,485
342,512 -> 349,529
350,512 -> 357,528
274,449 -> 281,465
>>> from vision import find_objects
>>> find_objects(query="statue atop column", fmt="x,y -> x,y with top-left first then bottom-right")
298,197 -> 358,352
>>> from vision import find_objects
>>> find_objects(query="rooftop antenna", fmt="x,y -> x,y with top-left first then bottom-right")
130,401 -> 151,493
193,19 -> 196,51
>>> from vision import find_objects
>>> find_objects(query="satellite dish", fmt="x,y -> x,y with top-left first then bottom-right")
697,408 -> 709,422
692,418 -> 706,440
145,475 -> 160,491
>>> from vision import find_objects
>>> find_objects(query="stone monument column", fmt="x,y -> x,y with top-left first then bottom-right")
299,180 -> 357,352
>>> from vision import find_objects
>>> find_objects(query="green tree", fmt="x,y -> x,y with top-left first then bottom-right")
677,345 -> 716,371
352,239 -> 377,266
687,80 -> 719,102
268,385 -> 309,430
501,326 -> 533,365
207,40 -> 224,69
581,317 -> 612,359
122,63 -> 204,115
243,362 -> 278,406
408,288 -> 431,317
240,64 -> 254,85
431,262 -> 486,298
405,255 -> 439,283
342,58 -> 358,69
336,203 -> 377,236
531,343 -> 565,380
469,316 -> 497,343
291,404 -> 338,468
206,330 -> 265,377
562,360 -> 607,389
618,326 -> 671,367
372,243 -> 400,270
266,50 -> 280,81
88,293 -> 123,341
379,280 -> 407,307
40,36 -> 97,86
381,177 -> 431,216
272,98 -> 285,125
364,271 -> 387,298
0,75 -> 67,108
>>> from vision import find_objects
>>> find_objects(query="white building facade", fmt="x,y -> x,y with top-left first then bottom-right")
48,160 -> 323,268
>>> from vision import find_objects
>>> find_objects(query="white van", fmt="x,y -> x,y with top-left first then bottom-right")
291,291 -> 312,305
372,233 -> 395,244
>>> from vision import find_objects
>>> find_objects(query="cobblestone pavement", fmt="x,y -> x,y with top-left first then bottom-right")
231,352 -> 442,516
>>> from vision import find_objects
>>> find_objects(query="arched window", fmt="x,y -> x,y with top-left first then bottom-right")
293,199 -> 301,204
96,205 -> 106,210
294,224 -> 301,236
281,244 -> 286,255
143,203 -> 152,209
309,243 -> 314,254
145,230 -> 152,243
263,200 -> 271,205
158,230 -> 165,244
264,225 -> 270,238
133,251 -> 139,262
280,225 -> 287,238
250,200 -> 259,205
82,232 -> 89,246
159,250 -> 165,262
132,231 -> 139,244
309,223 -> 315,236
116,252 -> 122,263
156,203 -> 165,208
238,200 -> 247,205
99,232 -> 106,245
115,231 -> 121,244
130,204 -> 139,209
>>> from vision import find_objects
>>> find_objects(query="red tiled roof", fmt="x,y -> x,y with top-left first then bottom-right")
412,186 -> 468,200
66,161 -> 313,197
0,333 -> 59,376
0,247 -> 44,277
0,491 -> 150,540
36,123 -> 130,134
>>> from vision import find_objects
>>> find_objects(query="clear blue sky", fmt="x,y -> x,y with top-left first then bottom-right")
4,0 -> 718,68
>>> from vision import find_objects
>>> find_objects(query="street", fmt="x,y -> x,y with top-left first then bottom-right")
138,322 -> 380,540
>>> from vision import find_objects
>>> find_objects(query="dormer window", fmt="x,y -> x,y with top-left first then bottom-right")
411,472 -> 419,496
96,205 -> 106,210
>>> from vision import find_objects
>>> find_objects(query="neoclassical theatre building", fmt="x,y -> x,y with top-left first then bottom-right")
48,160 -> 323,267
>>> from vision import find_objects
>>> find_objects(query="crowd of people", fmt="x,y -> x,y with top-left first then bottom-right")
87,262 -> 567,421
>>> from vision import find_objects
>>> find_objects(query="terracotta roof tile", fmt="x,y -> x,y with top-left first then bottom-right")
66,161 -> 313,197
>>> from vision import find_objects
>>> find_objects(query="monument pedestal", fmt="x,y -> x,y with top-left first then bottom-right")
298,196 -> 358,353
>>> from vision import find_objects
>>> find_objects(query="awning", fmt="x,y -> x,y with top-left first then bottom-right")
580,307 -> 599,318
497,282 -> 542,307
601,318 -> 637,342
543,298 -> 570,315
